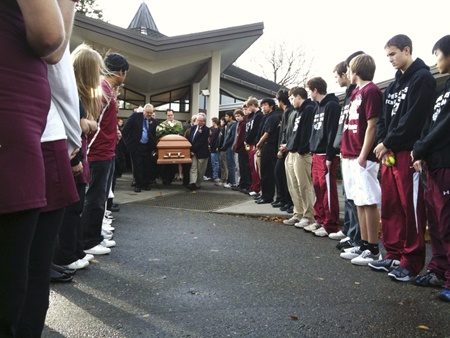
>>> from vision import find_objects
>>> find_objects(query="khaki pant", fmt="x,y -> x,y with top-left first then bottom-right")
190,155 -> 209,187
285,152 -> 314,220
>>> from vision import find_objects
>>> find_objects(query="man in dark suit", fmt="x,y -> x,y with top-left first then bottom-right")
122,103 -> 159,192
188,113 -> 210,190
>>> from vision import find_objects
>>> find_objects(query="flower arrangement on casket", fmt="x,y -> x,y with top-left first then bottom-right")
156,121 -> 184,139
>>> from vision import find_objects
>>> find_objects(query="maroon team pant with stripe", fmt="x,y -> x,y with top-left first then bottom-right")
424,168 -> 450,289
248,145 -> 260,193
311,154 -> 339,233
380,150 -> 426,276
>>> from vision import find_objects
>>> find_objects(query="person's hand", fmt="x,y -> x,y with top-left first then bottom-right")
413,160 -> 422,172
374,143 -> 388,160
69,148 -> 80,160
72,162 -> 83,176
277,151 -> 283,159
325,160 -> 332,174
357,156 -> 367,169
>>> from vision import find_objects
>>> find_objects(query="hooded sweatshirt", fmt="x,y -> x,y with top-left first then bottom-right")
413,77 -> 450,170
286,98 -> 316,154
309,93 -> 341,160
376,58 -> 436,152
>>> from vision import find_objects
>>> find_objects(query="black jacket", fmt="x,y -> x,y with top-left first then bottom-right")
376,58 -> 436,152
189,125 -> 210,159
286,99 -> 316,154
413,77 -> 450,170
245,110 -> 263,145
309,93 -> 341,160
122,113 -> 158,152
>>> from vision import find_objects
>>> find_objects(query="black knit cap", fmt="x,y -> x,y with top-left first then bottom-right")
104,53 -> 129,72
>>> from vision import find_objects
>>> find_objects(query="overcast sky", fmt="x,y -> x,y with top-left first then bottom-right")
96,0 -> 449,93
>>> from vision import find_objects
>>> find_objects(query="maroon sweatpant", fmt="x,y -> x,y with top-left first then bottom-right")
380,150 -> 426,275
248,145 -> 260,193
424,168 -> 450,289
311,154 -> 339,233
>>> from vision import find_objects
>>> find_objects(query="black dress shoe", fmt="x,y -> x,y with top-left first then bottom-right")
52,263 -> 76,276
272,201 -> 284,208
143,185 -> 151,191
134,187 -> 141,193
256,199 -> 272,204
187,183 -> 198,191
253,194 -> 261,200
286,207 -> 294,214
240,188 -> 250,194
50,269 -> 73,283
279,204 -> 290,211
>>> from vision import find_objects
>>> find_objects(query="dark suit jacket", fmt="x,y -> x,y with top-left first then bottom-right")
189,125 -> 210,159
122,113 -> 159,153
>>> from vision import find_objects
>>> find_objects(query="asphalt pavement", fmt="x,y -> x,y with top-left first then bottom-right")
42,174 -> 449,337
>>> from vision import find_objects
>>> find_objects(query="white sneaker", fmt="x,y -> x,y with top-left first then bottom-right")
223,183 -> 232,188
351,250 -> 381,266
294,218 -> 311,228
104,213 -> 115,220
84,244 -> 111,255
340,246 -> 362,260
313,227 -> 329,237
102,217 -> 113,224
283,216 -> 300,226
328,230 -> 346,240
339,236 -> 351,243
303,222 -> 322,232
102,224 -> 115,232
64,259 -> 89,270
82,254 -> 94,262
101,239 -> 116,248
249,191 -> 259,196
102,229 -> 114,240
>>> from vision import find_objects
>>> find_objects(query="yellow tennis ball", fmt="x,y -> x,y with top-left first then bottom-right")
384,155 -> 395,166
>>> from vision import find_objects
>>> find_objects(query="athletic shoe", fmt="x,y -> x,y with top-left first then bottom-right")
283,216 -> 300,226
101,239 -> 116,248
102,229 -> 114,240
336,237 -> 352,250
64,259 -> 89,270
351,250 -> 381,266
368,259 -> 400,272
388,265 -> 416,282
214,181 -> 223,187
313,227 -> 328,237
84,244 -> 111,255
340,246 -> 362,260
102,224 -> 115,232
102,217 -> 113,225
82,254 -> 94,262
294,218 -> 311,228
414,271 -> 445,287
438,289 -> 450,302
223,183 -> 232,188
303,222 -> 322,232
328,230 -> 346,240
249,191 -> 259,196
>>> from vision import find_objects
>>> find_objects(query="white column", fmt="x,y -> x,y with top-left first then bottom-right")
191,82 -> 200,122
207,50 -> 221,123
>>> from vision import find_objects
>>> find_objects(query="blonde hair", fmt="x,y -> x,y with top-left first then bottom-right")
71,43 -> 107,120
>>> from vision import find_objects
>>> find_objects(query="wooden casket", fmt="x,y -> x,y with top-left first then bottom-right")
157,134 -> 192,164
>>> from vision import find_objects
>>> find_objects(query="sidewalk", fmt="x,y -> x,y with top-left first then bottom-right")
114,173 -> 345,222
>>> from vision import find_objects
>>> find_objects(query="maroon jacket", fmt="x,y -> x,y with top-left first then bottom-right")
232,118 -> 247,154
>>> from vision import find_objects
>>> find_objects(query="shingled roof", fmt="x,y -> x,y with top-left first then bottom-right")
127,2 -> 166,38
223,65 -> 281,96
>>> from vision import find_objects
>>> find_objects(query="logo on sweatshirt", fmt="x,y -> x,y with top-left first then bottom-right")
386,87 -> 409,117
443,190 -> 450,196
432,90 -> 450,122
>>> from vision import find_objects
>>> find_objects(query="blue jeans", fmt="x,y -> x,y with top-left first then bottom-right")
342,185 -> 361,245
81,158 -> 115,250
210,152 -> 220,180
226,148 -> 236,185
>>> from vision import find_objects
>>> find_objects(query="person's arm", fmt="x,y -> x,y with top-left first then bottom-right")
42,0 -> 77,64
358,118 -> 377,168
17,0 -> 65,59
